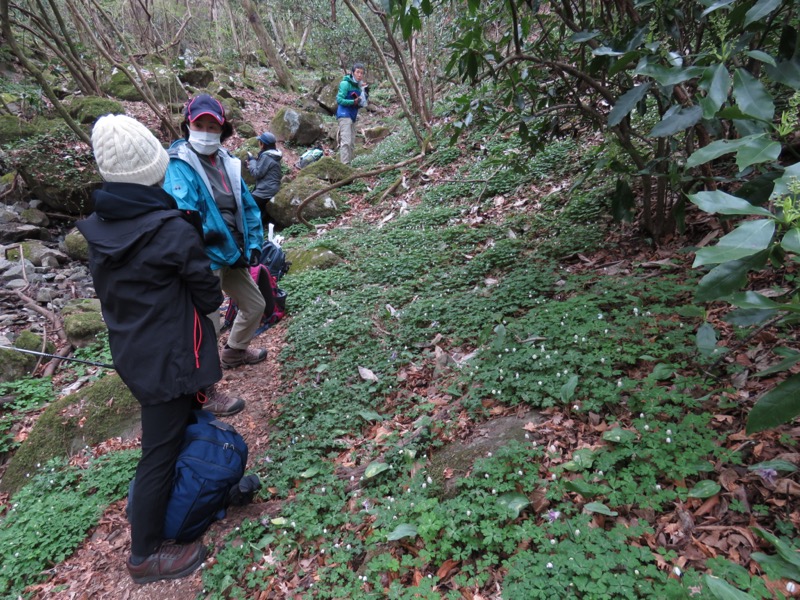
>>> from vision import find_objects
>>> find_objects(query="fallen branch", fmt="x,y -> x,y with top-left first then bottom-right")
295,153 -> 426,229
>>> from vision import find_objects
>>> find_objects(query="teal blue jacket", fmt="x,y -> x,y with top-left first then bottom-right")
165,139 -> 263,271
336,74 -> 364,121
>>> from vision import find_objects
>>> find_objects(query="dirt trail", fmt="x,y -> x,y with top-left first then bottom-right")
28,322 -> 286,600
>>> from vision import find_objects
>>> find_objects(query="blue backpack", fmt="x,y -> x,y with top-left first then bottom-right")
127,410 -> 252,542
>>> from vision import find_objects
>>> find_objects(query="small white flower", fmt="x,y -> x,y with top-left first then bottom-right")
655,484 -> 662,491
574,529 -> 580,536
546,562 -> 553,569
597,314 -> 603,319
550,539 -> 556,545
786,581 -> 796,593
666,437 -> 672,443
666,429 -> 672,435
672,566 -> 682,577
517,470 -> 523,476
644,424 -> 650,431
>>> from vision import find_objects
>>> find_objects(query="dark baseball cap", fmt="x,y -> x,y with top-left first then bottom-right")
185,94 -> 225,124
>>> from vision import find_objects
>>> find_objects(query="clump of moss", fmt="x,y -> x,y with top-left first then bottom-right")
0,374 -> 139,495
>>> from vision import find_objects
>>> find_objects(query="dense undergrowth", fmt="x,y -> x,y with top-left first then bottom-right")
1,119 -> 798,599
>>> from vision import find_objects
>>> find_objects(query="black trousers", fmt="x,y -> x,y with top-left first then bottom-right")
130,394 -> 196,557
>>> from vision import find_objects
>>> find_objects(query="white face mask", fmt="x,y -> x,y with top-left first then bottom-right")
188,129 -> 222,155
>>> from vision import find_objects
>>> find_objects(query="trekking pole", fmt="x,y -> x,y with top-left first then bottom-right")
0,346 -> 115,369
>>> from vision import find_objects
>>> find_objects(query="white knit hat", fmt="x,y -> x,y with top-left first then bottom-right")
91,114 -> 169,186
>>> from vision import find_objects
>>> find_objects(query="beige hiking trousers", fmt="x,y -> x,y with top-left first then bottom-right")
338,117 -> 356,164
207,265 -> 266,349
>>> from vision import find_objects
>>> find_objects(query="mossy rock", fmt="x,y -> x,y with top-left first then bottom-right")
237,121 -> 256,139
270,107 -> 324,145
101,69 -> 144,101
62,228 -> 89,261
0,331 -> 55,383
61,299 -> 106,347
7,240 -> 66,267
194,56 -> 229,74
300,157 -> 354,183
283,246 -> 344,274
12,131 -> 100,215
19,207 -> 49,227
68,96 -> 125,125
0,374 -> 140,495
179,68 -> 214,88
267,175 -> 344,227
0,114 -> 38,144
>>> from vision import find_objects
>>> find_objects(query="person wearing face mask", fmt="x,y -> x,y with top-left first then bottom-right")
164,94 -> 267,400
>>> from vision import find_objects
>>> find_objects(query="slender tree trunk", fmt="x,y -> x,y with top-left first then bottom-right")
224,0 -> 242,67
341,0 -> 426,149
0,0 -> 90,144
239,0 -> 297,92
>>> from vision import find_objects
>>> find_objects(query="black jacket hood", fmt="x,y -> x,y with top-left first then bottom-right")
78,183 -> 182,268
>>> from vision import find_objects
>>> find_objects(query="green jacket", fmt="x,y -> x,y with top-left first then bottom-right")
336,74 -> 364,121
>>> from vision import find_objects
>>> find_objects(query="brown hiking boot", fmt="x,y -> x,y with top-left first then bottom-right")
202,385 -> 245,417
220,345 -> 267,369
126,540 -> 206,584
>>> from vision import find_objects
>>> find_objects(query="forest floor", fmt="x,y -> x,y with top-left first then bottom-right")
3,69 -> 799,599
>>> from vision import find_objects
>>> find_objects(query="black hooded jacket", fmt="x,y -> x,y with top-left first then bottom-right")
76,182 -> 223,405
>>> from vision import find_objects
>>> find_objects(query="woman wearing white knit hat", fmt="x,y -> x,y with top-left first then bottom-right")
77,113 -> 222,584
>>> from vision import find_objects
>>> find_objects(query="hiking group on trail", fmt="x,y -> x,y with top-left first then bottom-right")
76,91 -> 291,584
74,59 -> 373,584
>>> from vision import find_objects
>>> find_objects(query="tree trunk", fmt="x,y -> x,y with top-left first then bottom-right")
239,0 -> 297,92
341,0 -> 427,149
0,0 -> 90,144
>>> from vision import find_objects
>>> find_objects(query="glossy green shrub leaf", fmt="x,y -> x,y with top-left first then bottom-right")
688,480 -> 721,498
754,349 -> 800,377
704,575 -> 758,600
752,528 -> 800,568
747,459 -> 798,473
649,105 -> 702,137
733,69 -> 775,122
584,502 -> 618,516
688,190 -> 772,216
696,323 -> 718,357
751,552 -> 800,580
563,448 -> 595,472
735,136 -> 781,171
727,291 -> 781,310
699,64 -> 731,118
652,363 -> 674,380
747,373 -> 800,433
695,254 -> 763,302
364,461 -> 390,478
608,83 -> 651,127
563,478 -> 599,497
387,523 -> 418,541
700,0 -> 736,17
692,220 -> 775,267
497,492 -> 530,518
559,374 -> 579,403
771,162 -> 800,200
744,0 -> 782,28
602,427 -> 636,444
781,228 -> 800,254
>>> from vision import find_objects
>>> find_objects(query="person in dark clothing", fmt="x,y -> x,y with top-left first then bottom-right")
76,114 -> 222,584
247,131 -> 283,217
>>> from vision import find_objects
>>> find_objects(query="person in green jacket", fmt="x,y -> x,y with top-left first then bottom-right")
336,63 -> 368,165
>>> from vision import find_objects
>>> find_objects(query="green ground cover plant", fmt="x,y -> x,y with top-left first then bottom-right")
195,130 -> 795,598
0,450 -> 138,597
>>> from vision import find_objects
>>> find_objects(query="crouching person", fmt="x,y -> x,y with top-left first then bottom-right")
77,114 -> 222,583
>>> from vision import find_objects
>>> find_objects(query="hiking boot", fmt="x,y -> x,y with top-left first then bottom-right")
220,345 -> 267,369
202,385 -> 245,417
126,540 -> 206,584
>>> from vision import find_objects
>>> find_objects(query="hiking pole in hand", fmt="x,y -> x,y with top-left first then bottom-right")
0,346 -> 115,369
